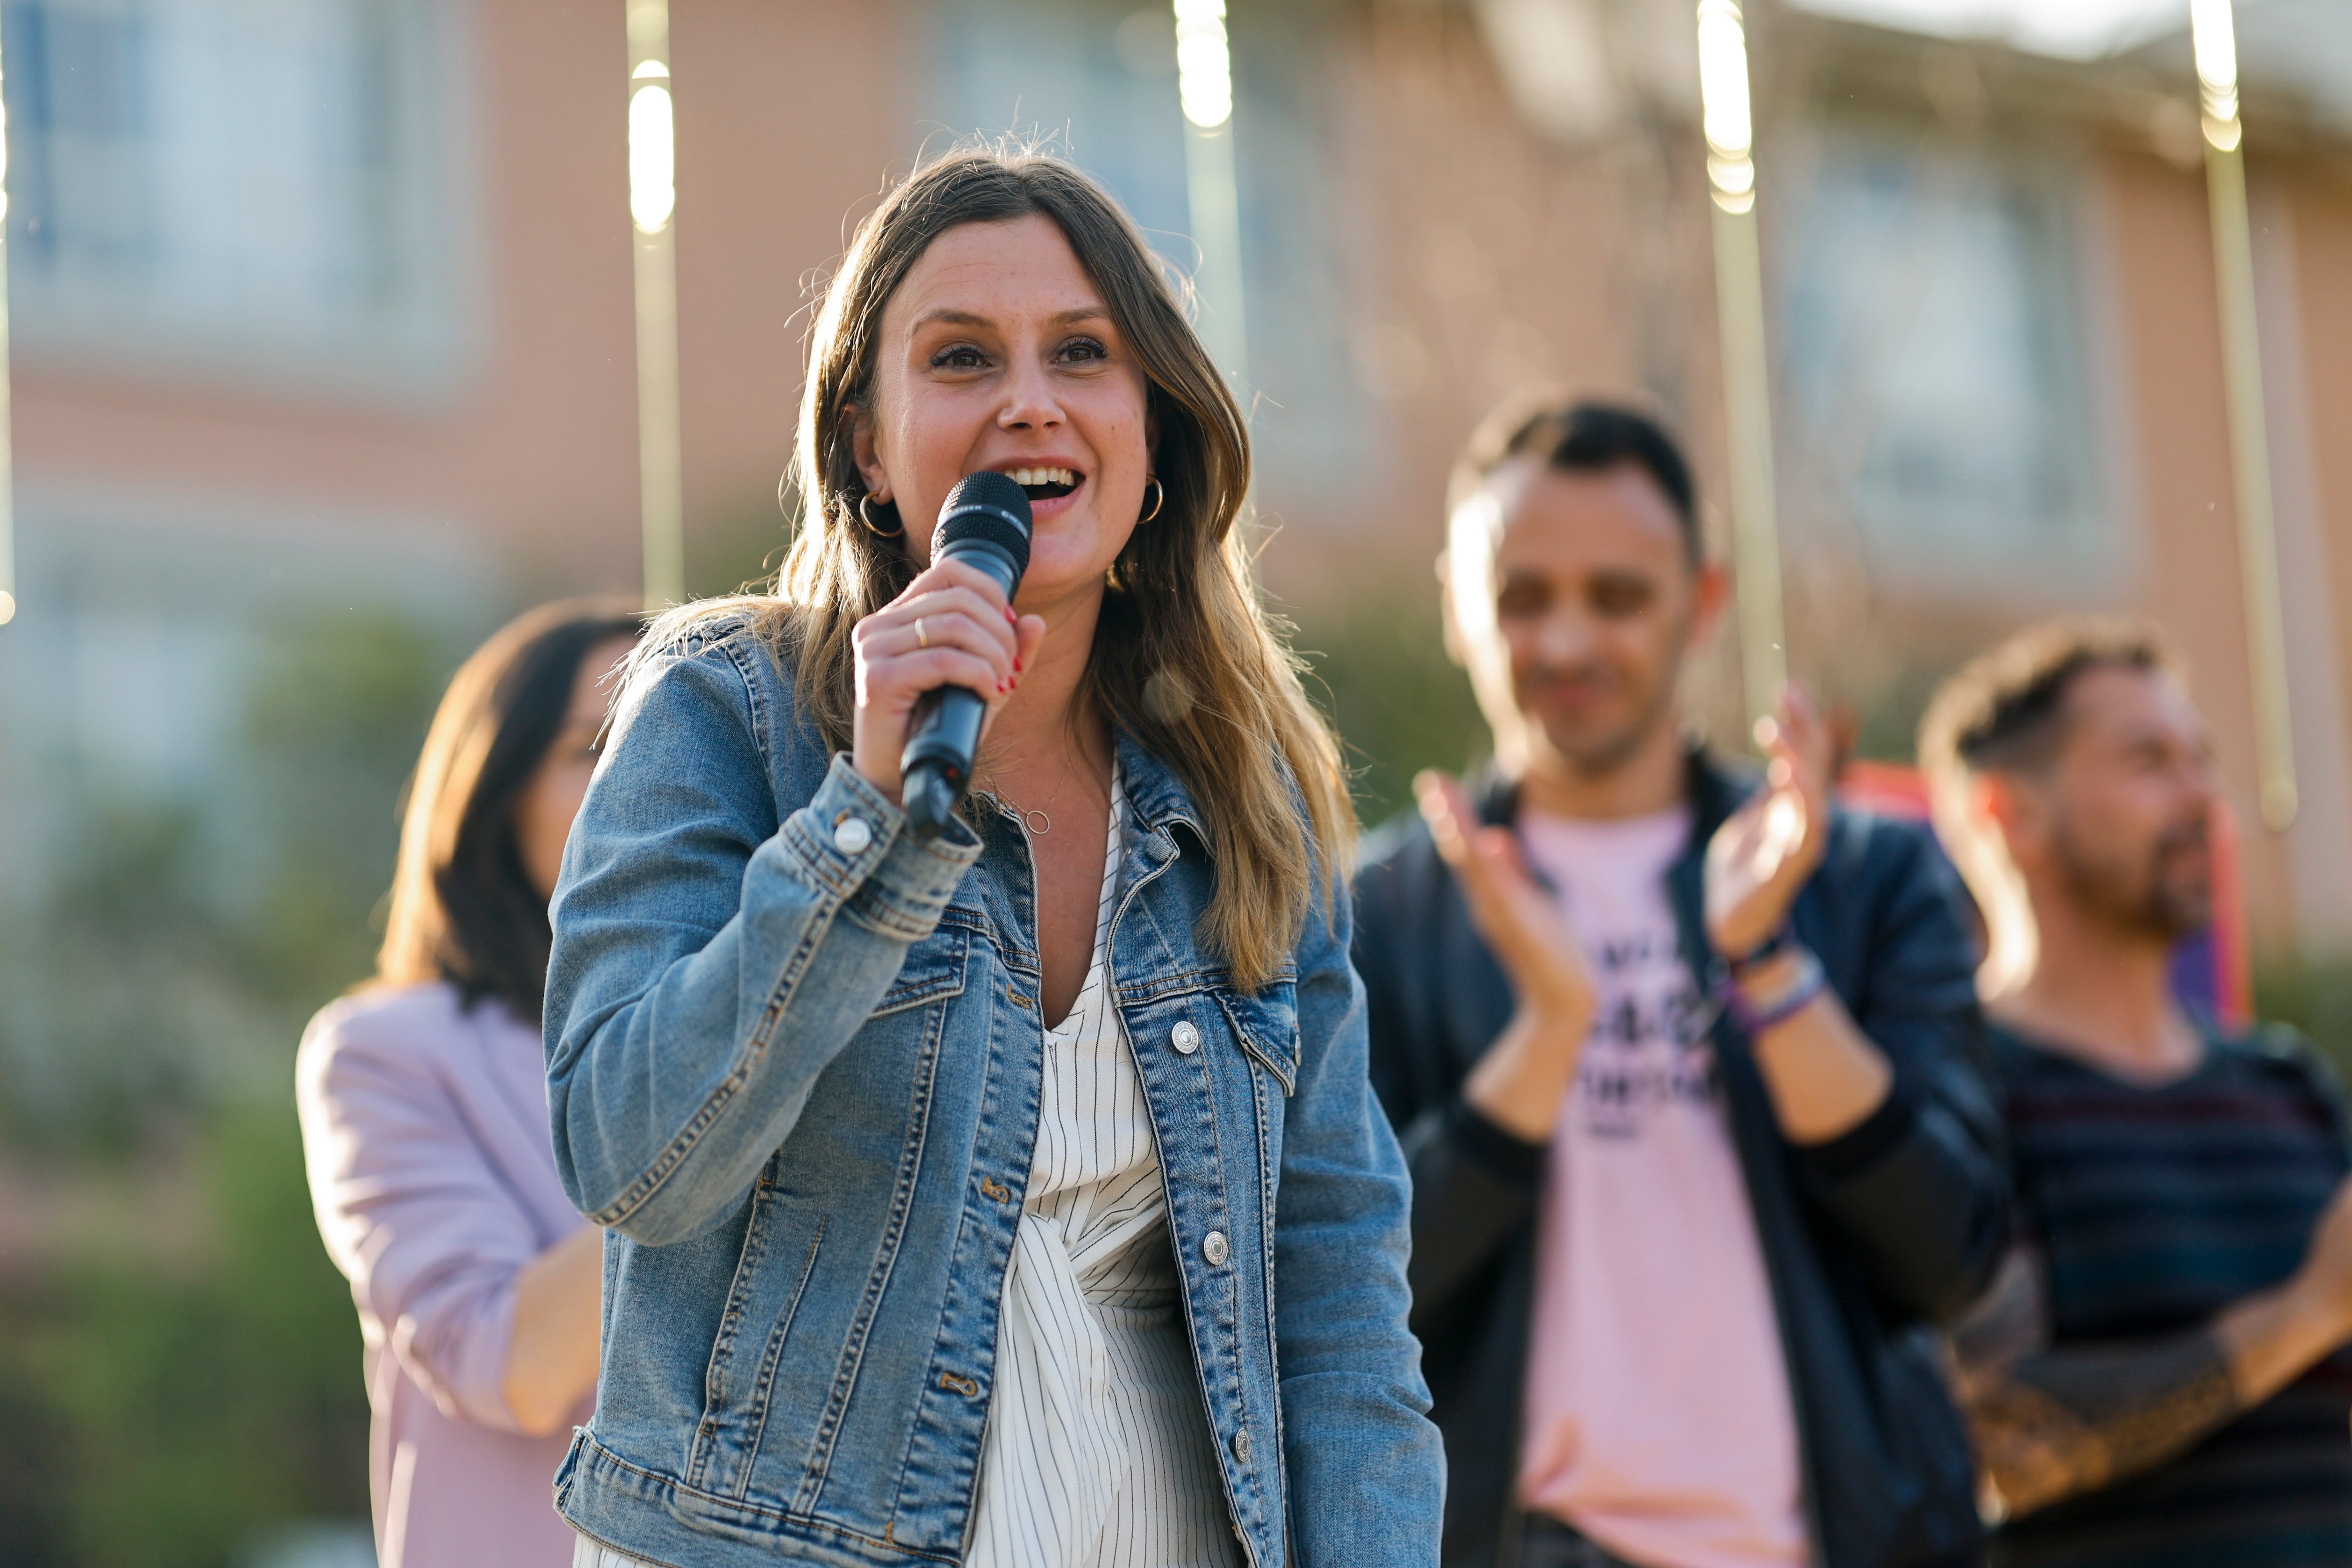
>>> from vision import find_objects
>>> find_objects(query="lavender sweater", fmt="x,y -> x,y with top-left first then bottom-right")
297,982 -> 590,1568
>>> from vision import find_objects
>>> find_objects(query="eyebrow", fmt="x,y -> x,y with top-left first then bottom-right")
909,306 -> 1112,332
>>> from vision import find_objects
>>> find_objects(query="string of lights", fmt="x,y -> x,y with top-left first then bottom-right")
1695,0 -> 1783,728
2192,0 -> 2296,831
0,37 -> 15,630
627,0 -> 686,611
1175,0 -> 1249,398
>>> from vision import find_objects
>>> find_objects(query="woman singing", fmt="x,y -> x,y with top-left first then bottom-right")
543,150 -> 1441,1568
299,600 -> 643,1568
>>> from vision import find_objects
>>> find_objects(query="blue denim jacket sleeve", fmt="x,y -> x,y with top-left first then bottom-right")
543,639 -> 980,1246
1276,873 -> 1446,1564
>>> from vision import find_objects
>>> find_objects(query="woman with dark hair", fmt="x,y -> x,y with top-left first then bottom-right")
298,599 -> 642,1568
544,148 -> 1442,1568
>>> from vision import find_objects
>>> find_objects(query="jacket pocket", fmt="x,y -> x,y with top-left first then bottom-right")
871,920 -> 970,1017
1217,980 -> 1299,1094
689,1155 -> 829,1498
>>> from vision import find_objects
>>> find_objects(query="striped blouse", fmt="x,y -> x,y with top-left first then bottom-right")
966,770 -> 1239,1568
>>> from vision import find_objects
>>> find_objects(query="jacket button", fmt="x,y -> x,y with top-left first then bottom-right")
1170,1020 -> 1200,1055
1202,1230 -> 1229,1266
1232,1426 -> 1252,1465
833,816 -> 873,854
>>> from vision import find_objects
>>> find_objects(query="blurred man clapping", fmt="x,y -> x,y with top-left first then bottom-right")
1354,396 -> 2008,1568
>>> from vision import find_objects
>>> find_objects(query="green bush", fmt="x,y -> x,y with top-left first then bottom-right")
0,1107 -> 367,1568
0,604 -> 451,1564
1289,589 -> 1490,829
2254,960 -> 2352,1086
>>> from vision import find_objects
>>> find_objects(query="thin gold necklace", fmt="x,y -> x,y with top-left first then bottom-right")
978,720 -> 1110,836
980,754 -> 1115,837
977,768 -> 1068,836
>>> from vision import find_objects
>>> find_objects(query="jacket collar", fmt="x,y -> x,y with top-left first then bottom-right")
1473,742 -> 1757,840
1114,729 -> 1209,842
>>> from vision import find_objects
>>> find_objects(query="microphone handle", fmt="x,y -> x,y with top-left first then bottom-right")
901,689 -> 987,839
900,542 -> 1022,840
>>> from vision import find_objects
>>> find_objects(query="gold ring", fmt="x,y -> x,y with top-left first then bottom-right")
914,617 -> 929,649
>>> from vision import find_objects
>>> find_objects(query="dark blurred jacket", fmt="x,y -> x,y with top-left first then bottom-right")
1353,749 -> 2009,1568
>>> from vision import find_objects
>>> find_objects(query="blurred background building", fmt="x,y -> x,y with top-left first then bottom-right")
0,0 -> 2346,1562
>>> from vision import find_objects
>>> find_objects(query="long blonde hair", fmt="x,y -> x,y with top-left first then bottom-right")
673,147 -> 1349,990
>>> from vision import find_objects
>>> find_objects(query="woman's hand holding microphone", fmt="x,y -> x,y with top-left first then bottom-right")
850,558 -> 1047,804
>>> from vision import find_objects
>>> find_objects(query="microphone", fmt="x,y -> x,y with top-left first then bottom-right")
900,471 -> 1034,839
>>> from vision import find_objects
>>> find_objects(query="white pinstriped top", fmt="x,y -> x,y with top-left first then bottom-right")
966,771 -> 1240,1568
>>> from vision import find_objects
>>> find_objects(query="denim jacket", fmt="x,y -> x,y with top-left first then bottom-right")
543,613 -> 1442,1568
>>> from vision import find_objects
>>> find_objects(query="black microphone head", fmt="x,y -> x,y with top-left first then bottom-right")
933,471 -> 1033,583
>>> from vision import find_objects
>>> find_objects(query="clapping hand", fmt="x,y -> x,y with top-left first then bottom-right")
1705,685 -> 1835,962
1416,771 -> 1596,1142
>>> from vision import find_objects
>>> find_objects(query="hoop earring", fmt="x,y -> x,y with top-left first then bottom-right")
858,493 -> 904,538
1138,477 -> 1165,523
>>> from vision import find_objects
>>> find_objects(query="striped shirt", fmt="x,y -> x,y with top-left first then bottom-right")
967,771 -> 1238,1568
1990,1022 -> 2352,1568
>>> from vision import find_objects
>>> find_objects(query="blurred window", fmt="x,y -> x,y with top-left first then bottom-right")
2,0 -> 472,398
1778,123 -> 2114,591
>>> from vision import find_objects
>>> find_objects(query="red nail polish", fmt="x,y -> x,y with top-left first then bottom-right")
1004,606 -> 1017,623
1014,656 -> 1024,673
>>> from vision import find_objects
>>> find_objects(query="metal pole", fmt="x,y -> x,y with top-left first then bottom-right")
1175,0 -> 1249,393
627,0 -> 685,611
0,35 -> 16,630
2193,0 -> 2296,831
1695,0 -> 1783,726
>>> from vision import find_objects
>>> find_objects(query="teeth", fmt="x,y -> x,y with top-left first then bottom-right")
1009,466 -> 1077,488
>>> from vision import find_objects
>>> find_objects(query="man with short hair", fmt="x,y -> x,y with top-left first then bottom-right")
1921,621 -> 2352,1566
1355,395 -> 2008,1568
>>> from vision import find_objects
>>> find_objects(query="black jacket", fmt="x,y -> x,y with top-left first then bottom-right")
1354,751 -> 2008,1568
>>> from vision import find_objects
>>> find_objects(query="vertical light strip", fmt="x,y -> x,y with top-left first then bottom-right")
0,39 -> 16,630
2194,0 -> 2296,830
1175,0 -> 1249,393
627,0 -> 685,610
1695,0 -> 1782,725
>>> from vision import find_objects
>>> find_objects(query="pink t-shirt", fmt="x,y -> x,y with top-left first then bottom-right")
1515,809 -> 1805,1568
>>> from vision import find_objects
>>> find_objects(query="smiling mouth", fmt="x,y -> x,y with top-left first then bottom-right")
1006,465 -> 1081,502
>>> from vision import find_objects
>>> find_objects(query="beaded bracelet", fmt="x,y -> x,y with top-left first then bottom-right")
1724,921 -> 1797,979
1718,944 -> 1827,1035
